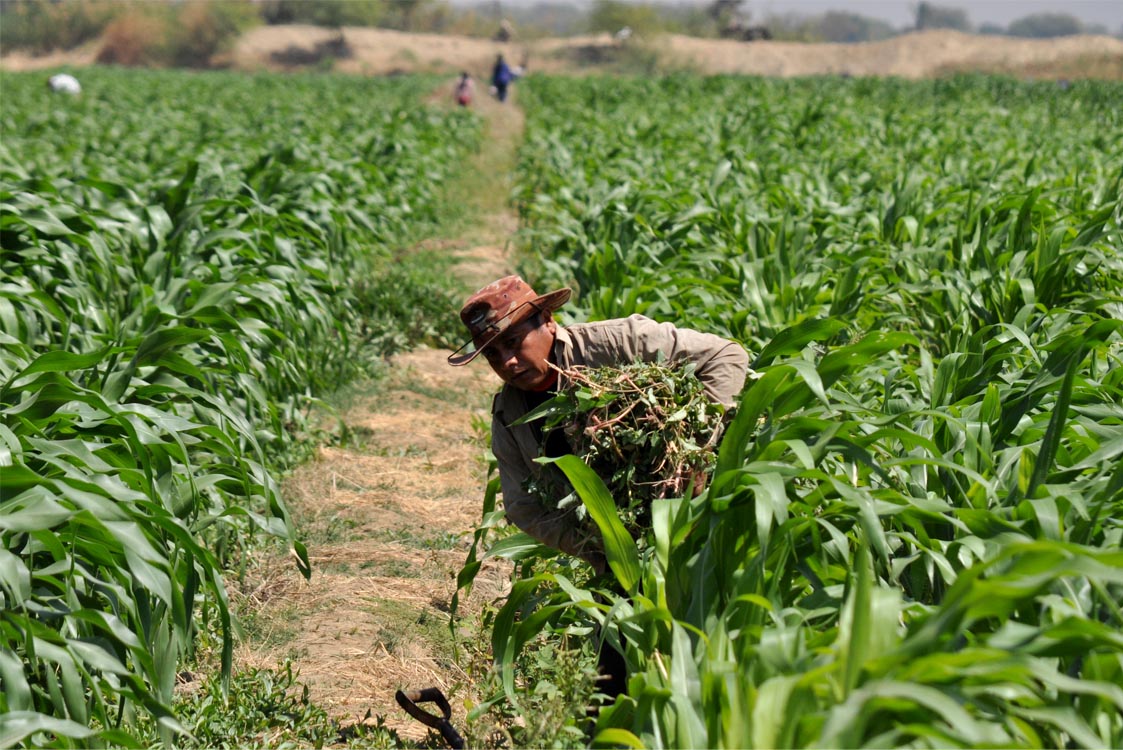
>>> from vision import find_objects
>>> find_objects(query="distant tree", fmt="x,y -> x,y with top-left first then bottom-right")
0,0 -> 118,52
587,0 -> 663,36
1007,13 -> 1084,38
654,2 -> 715,37
708,0 -> 746,25
707,0 -> 750,35
765,12 -> 821,42
380,0 -> 441,31
501,2 -> 587,38
816,11 -> 895,43
915,2 -> 970,32
260,0 -> 383,28
978,22 -> 1006,35
169,0 -> 260,67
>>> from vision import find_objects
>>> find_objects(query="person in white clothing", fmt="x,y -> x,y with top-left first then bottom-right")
47,74 -> 82,95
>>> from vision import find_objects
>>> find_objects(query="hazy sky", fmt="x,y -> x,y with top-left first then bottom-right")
481,1 -> 1123,30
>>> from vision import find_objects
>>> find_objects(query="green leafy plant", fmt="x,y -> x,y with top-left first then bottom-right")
464,631 -> 603,750
1,67 -> 482,747
458,72 -> 1123,748
129,659 -> 406,749
519,361 -> 727,538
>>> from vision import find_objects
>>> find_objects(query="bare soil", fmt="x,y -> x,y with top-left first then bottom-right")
4,26 -> 1122,80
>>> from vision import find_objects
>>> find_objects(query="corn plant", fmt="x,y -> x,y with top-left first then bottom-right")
459,73 -> 1123,748
1,68 -> 481,747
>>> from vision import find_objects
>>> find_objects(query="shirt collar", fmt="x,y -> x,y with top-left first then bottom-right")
553,325 -> 574,369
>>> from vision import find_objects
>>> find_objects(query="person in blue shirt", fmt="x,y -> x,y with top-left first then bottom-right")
491,53 -> 514,103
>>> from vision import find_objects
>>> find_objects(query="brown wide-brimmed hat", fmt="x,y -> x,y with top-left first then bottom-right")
448,275 -> 571,366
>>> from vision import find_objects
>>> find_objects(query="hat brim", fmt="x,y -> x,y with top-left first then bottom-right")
447,287 -> 571,366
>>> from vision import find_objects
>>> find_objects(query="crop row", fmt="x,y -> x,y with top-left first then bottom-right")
478,74 -> 1123,748
0,68 -> 479,747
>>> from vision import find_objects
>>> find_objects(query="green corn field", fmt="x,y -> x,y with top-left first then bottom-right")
1,68 -> 479,748
3,64 -> 1122,749
463,74 -> 1123,748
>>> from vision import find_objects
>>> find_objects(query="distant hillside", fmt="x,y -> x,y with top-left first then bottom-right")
4,26 -> 1122,80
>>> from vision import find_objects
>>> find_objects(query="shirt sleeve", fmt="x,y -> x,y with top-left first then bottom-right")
491,411 -> 606,569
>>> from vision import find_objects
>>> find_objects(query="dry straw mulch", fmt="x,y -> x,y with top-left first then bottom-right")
232,348 -> 512,742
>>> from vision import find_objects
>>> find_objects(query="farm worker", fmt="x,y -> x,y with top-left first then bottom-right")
448,276 -> 748,699
448,275 -> 747,701
490,53 -> 514,103
453,71 -> 474,107
47,73 -> 81,95
447,275 -> 748,573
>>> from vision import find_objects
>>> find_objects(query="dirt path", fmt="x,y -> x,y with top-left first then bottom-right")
234,91 -> 524,743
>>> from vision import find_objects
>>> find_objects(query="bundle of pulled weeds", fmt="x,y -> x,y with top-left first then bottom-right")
520,360 -> 729,539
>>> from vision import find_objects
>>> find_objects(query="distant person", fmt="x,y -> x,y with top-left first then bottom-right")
495,18 -> 514,43
454,71 -> 475,107
47,73 -> 81,96
491,54 -> 514,103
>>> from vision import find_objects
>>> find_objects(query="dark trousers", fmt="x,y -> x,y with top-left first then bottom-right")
597,640 -> 628,699
593,582 -> 628,702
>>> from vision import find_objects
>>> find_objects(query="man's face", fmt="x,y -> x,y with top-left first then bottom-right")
481,312 -> 558,390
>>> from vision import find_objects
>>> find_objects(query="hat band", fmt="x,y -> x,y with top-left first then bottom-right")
448,285 -> 571,367
447,300 -> 541,365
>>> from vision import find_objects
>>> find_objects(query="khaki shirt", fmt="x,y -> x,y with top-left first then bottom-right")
490,314 -> 749,566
